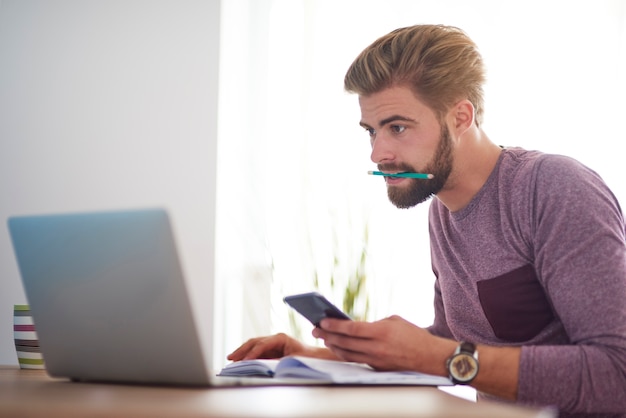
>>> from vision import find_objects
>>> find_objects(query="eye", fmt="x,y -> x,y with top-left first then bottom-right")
364,127 -> 376,138
390,125 -> 406,134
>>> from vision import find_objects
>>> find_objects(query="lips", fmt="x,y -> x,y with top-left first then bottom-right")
385,175 -> 406,185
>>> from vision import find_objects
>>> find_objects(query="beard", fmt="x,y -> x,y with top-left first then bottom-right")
381,124 -> 453,209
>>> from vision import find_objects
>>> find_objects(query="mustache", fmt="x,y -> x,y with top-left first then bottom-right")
377,163 -> 417,173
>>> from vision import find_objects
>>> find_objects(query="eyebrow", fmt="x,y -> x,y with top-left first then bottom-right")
359,115 -> 417,129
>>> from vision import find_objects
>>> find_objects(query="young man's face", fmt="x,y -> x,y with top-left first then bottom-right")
359,86 -> 453,208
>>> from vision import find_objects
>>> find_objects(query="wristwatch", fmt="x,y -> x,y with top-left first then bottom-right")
446,341 -> 479,385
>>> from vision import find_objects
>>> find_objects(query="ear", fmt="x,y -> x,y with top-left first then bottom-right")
450,99 -> 475,135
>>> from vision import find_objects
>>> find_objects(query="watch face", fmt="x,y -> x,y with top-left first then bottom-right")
449,353 -> 478,382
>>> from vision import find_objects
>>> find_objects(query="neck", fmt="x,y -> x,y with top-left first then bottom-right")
435,126 -> 502,212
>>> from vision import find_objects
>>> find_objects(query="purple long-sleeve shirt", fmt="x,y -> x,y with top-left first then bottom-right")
428,148 -> 626,417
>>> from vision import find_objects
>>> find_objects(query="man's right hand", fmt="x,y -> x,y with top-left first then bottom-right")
226,333 -> 337,361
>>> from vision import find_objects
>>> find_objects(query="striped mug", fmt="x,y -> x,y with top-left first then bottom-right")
13,305 -> 45,370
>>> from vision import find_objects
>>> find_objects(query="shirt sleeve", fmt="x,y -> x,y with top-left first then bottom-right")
426,276 -> 454,339
426,200 -> 455,339
516,155 -> 626,414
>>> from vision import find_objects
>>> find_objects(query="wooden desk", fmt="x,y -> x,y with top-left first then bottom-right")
0,366 -> 554,418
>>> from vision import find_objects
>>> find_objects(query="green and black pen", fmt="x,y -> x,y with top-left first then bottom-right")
368,171 -> 434,179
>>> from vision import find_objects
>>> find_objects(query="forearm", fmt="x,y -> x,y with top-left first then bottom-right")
421,336 -> 520,400
472,345 -> 520,400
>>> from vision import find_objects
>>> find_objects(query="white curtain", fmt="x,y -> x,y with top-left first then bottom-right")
215,0 -> 626,366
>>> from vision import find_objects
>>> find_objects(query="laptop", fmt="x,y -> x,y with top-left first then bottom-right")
7,208 -> 237,386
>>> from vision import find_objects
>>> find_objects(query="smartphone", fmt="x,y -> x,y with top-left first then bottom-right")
283,291 -> 351,327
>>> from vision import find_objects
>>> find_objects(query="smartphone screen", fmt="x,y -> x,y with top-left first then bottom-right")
283,292 -> 351,327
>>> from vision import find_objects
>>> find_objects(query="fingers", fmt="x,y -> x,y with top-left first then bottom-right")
312,321 -> 374,359
227,333 -> 288,361
324,343 -> 378,366
316,317 -> 380,338
311,316 -> 416,369
226,337 -> 263,361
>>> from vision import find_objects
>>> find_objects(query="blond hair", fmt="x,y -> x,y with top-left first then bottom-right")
344,24 -> 486,127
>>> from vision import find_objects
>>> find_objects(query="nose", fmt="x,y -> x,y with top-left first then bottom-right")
370,134 -> 395,165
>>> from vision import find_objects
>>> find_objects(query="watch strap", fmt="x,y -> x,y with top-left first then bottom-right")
447,341 -> 479,385
459,341 -> 477,355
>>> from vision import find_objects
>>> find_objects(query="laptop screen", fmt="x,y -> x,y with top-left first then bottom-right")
8,208 -> 213,385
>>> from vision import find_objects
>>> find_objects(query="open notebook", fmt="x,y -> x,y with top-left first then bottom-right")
219,356 -> 452,386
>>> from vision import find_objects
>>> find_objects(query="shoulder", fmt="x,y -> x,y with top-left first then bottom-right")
500,148 -> 605,193
532,152 -> 596,180
500,147 -> 582,174
504,149 -> 624,235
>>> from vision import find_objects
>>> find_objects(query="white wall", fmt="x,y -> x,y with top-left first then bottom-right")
216,0 -> 626,352
0,0 -> 220,367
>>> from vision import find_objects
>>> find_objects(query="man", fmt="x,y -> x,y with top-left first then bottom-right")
228,25 -> 626,417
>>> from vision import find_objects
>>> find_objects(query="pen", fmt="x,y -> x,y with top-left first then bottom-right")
368,171 -> 434,179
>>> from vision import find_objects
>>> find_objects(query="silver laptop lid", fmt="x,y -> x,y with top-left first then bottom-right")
7,208 -> 211,385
